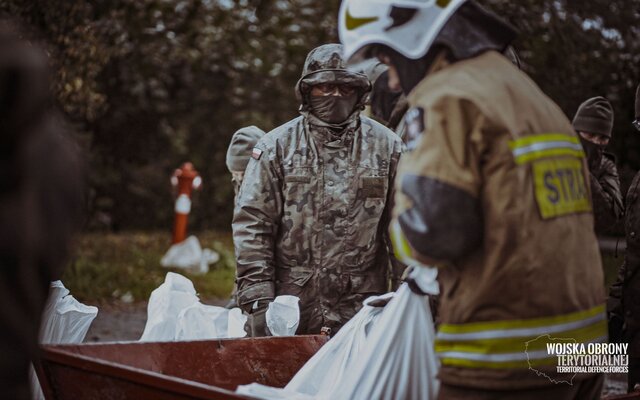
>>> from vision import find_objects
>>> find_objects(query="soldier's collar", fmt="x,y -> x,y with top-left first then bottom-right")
303,111 -> 358,145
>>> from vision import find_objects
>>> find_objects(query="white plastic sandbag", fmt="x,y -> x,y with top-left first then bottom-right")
228,307 -> 249,338
235,292 -> 392,400
160,235 -> 219,275
266,295 -> 300,336
31,281 -> 98,399
175,302 -> 229,340
235,383 -> 314,400
285,292 -> 392,397
141,272 -> 247,342
331,267 -> 440,400
140,272 -> 199,341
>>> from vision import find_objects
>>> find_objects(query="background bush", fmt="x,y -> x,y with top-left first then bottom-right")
2,0 -> 639,233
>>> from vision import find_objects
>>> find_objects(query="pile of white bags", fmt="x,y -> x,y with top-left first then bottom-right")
140,272 -> 247,341
160,236 -> 220,275
237,267 -> 440,400
140,272 -> 300,341
31,281 -> 99,400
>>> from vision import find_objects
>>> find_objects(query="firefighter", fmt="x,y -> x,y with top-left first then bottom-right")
225,125 -> 265,309
233,44 -> 403,336
340,0 -> 605,398
572,97 -> 623,234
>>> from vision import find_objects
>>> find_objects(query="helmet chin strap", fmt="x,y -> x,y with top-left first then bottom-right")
385,45 -> 447,96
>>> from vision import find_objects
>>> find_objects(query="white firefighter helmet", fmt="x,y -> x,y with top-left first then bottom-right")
339,0 -> 467,63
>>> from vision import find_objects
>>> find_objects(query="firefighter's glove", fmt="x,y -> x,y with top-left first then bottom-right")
407,276 -> 429,296
365,292 -> 394,308
244,301 -> 272,337
405,266 -> 440,296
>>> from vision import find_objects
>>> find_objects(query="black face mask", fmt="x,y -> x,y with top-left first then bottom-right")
308,94 -> 359,125
579,136 -> 605,171
371,71 -> 403,124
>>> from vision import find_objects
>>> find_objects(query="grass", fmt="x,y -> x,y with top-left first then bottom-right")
63,230 -> 624,304
63,230 -> 236,304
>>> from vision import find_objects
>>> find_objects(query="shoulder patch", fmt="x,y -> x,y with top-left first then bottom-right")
404,107 -> 425,151
251,147 -> 263,160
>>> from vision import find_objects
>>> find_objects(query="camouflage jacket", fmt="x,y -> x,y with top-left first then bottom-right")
591,153 -> 624,235
232,114 -> 402,334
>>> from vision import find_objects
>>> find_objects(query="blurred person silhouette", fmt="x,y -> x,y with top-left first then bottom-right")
0,19 -> 84,399
609,84 -> 640,393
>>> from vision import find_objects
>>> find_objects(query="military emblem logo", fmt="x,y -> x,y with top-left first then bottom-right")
251,147 -> 263,160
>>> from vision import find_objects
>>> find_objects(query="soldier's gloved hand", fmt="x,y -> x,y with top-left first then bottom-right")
244,300 -> 272,337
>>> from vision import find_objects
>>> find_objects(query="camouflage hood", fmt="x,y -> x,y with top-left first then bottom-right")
295,44 -> 370,110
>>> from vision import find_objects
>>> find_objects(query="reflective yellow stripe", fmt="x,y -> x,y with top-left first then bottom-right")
514,148 -> 585,165
440,356 -> 558,370
509,133 -> 580,149
436,305 -> 607,369
439,304 -> 605,335
509,133 -> 585,165
435,319 -> 606,355
439,333 -> 608,370
390,220 -> 417,265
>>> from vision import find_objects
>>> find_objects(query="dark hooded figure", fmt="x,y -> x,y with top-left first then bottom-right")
609,83 -> 640,393
572,96 -> 624,234
0,20 -> 84,399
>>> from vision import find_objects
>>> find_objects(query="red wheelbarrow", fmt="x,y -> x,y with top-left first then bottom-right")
35,335 -> 327,400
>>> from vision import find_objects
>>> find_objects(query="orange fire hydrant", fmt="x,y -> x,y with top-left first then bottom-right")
170,162 -> 202,244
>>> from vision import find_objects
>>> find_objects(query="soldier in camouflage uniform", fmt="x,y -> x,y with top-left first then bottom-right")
232,44 -> 402,336
225,125 -> 265,309
572,96 -> 624,234
226,126 -> 265,198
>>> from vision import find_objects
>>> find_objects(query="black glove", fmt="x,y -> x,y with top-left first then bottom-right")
407,276 -> 429,296
244,303 -> 272,337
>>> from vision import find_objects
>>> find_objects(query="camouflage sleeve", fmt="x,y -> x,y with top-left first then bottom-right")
591,158 -> 624,234
232,143 -> 283,311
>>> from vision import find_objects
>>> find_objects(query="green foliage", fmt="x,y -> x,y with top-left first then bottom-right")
486,0 -> 640,170
1,1 -> 639,229
63,230 -> 236,303
0,0 -> 339,230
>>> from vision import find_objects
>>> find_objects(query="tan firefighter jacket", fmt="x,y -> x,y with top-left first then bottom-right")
391,51 -> 606,389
